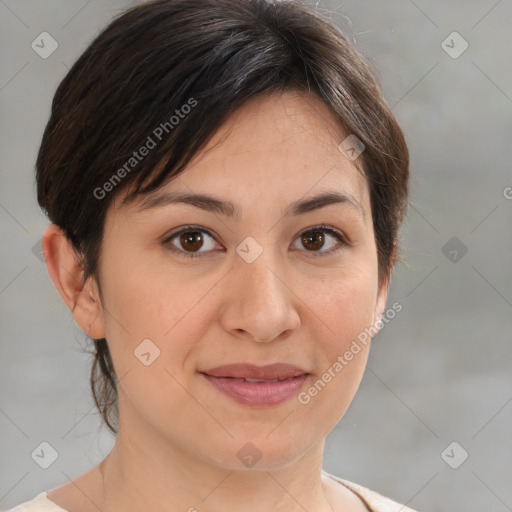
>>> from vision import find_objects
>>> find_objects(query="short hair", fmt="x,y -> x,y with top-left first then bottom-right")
35,0 -> 409,434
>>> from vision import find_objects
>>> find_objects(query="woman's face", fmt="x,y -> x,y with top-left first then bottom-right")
87,90 -> 388,469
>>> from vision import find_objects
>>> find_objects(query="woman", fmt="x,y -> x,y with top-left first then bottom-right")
9,0 -> 415,510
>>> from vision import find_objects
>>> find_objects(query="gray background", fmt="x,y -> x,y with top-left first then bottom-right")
1,1 -> 511,511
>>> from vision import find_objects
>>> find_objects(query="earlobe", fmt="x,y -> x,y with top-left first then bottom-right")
41,224 -> 106,339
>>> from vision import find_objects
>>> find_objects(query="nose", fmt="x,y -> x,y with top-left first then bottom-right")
220,243 -> 301,343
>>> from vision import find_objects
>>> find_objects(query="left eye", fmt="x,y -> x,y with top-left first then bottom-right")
163,224 -> 349,259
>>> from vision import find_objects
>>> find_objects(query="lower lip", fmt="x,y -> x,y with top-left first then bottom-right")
201,373 -> 309,406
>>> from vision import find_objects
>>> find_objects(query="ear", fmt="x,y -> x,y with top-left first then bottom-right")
371,274 -> 390,336
41,224 -> 106,339
370,239 -> 400,334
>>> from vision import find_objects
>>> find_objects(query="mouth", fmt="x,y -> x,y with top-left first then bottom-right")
198,363 -> 310,406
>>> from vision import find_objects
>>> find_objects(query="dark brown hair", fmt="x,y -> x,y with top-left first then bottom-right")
35,0 -> 409,435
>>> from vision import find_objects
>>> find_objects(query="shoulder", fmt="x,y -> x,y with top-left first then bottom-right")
322,470 -> 420,512
6,491 -> 69,512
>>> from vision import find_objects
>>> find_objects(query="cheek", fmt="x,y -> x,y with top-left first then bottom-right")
100,253 -> 191,338
99,260 -> 215,387
304,266 -> 378,347
294,269 -> 377,428
102,275 -> 204,430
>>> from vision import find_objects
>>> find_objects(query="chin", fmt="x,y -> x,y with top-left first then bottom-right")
208,428 -> 316,471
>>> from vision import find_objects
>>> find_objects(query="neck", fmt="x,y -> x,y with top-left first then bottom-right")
98,416 -> 334,512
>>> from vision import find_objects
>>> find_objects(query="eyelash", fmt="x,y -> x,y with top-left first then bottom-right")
162,224 -> 350,259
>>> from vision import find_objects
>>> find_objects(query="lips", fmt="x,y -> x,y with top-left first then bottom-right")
199,363 -> 308,381
199,363 -> 310,406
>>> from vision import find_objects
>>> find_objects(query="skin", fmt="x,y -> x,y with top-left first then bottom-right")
42,89 -> 389,512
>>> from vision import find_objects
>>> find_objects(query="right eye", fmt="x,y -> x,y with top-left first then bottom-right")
162,226 -> 222,258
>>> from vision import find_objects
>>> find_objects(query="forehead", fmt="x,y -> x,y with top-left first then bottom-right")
187,90 -> 358,173
120,90 -> 369,215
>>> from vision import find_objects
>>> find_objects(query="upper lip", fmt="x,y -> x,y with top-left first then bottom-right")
200,363 -> 308,380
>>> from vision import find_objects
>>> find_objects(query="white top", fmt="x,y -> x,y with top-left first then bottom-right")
6,471 -> 419,512
6,492 -> 66,512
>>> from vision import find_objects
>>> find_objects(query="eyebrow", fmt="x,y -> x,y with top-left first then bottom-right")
136,190 -> 365,220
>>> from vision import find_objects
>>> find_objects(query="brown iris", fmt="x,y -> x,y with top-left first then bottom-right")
180,231 -> 204,252
301,230 -> 325,251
